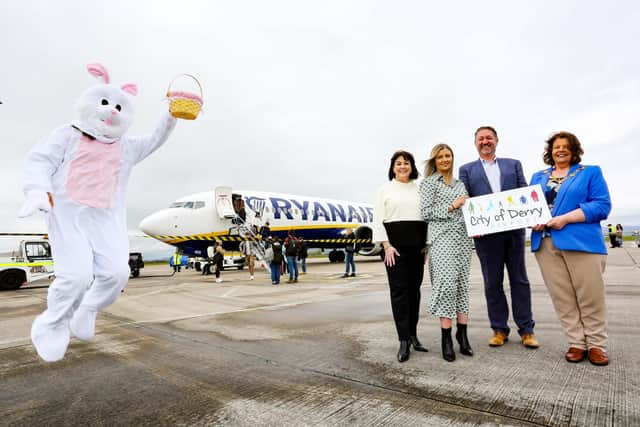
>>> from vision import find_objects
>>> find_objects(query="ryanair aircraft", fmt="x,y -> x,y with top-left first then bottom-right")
139,186 -> 381,262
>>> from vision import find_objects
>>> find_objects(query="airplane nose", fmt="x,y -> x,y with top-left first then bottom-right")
139,210 -> 170,236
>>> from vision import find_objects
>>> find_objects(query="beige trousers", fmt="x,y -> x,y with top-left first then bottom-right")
246,255 -> 256,275
534,238 -> 608,350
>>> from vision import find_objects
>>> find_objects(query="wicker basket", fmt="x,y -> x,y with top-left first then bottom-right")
166,74 -> 203,120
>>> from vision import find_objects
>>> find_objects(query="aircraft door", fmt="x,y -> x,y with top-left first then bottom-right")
215,187 -> 237,219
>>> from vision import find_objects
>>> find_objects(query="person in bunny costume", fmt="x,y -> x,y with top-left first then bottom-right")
19,63 -> 179,362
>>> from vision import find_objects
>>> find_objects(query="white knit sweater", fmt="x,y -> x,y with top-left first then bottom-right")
372,179 -> 424,243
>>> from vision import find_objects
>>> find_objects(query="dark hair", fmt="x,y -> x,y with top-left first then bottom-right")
387,150 -> 419,181
474,126 -> 498,139
543,131 -> 583,166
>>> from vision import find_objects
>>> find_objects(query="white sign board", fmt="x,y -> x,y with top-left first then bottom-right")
462,185 -> 551,236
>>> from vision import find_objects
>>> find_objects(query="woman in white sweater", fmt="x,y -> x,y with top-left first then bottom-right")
373,150 -> 428,362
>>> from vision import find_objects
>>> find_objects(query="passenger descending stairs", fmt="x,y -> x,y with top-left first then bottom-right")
214,187 -> 270,273
231,216 -> 270,273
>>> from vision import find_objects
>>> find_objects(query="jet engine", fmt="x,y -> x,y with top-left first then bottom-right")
354,226 -> 382,256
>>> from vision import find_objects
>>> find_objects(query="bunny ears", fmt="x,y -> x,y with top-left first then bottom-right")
87,63 -> 138,96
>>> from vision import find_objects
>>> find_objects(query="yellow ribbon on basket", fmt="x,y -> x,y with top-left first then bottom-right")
166,74 -> 203,120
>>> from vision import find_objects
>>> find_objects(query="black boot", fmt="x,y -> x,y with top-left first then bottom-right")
455,323 -> 474,356
397,340 -> 410,362
409,336 -> 429,352
441,328 -> 455,362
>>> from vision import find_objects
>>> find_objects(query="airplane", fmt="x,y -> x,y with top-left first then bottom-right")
139,186 -> 382,262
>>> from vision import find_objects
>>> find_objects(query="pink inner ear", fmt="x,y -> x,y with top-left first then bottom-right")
121,83 -> 138,96
87,63 -> 110,84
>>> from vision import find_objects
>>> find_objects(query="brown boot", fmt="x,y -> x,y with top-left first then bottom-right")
489,331 -> 508,347
521,333 -> 540,349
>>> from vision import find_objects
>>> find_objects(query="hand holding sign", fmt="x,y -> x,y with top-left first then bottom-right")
462,185 -> 551,237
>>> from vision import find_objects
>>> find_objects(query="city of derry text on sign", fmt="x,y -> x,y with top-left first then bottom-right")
461,185 -> 552,237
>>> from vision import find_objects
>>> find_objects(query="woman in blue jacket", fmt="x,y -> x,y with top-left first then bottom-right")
530,131 -> 611,366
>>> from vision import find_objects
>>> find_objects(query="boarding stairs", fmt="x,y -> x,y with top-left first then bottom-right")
231,215 -> 270,271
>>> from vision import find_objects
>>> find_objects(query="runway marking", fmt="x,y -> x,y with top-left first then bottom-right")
0,337 -> 30,347
221,287 -> 238,298
131,298 -> 334,325
123,287 -> 183,299
107,289 -> 385,328
622,247 -> 639,265
0,296 -> 329,347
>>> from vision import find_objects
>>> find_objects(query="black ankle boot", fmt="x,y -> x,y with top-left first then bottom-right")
455,323 -> 474,356
409,336 -> 429,352
397,340 -> 410,362
441,328 -> 455,362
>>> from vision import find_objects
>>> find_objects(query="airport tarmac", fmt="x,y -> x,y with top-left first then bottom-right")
1,247 -> 639,426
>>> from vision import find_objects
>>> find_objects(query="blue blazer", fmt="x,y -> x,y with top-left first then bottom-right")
529,164 -> 611,254
459,158 -> 528,198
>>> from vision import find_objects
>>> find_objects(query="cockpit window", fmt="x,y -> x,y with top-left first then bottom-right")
169,201 -> 205,209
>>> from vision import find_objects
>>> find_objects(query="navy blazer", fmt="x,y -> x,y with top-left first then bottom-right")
529,164 -> 611,254
459,158 -> 528,198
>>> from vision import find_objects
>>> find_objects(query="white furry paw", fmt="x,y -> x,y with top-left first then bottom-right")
18,190 -> 51,218
70,307 -> 98,341
31,315 -> 70,362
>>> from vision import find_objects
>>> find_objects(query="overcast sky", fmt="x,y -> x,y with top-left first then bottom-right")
2,1 -> 639,255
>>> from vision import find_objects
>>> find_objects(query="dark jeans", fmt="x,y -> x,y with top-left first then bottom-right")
270,263 -> 281,284
345,252 -> 355,274
385,246 -> 424,341
474,229 -> 535,336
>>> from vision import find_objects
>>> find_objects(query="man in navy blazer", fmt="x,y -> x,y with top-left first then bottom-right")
459,126 -> 539,349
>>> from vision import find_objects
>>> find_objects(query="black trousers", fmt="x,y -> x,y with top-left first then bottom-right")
385,246 -> 425,341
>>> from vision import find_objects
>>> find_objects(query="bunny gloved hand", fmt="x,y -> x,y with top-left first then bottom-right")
18,190 -> 53,218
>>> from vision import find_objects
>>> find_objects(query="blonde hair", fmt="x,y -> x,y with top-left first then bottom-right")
424,143 -> 454,184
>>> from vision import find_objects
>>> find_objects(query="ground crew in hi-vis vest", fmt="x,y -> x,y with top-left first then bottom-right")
172,253 -> 182,273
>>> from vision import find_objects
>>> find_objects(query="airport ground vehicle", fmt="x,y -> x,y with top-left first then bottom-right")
0,239 -> 54,291
195,252 -> 246,274
129,252 -> 145,278
1,236 -> 146,288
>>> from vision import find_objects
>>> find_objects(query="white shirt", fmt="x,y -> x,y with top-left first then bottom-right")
372,179 -> 423,242
481,157 -> 501,193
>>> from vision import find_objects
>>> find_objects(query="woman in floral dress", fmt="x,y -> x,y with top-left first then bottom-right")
420,144 -> 473,362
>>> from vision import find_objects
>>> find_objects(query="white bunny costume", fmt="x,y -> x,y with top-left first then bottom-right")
20,64 -> 177,362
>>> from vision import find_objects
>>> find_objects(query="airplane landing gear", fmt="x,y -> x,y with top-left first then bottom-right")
328,250 -> 345,263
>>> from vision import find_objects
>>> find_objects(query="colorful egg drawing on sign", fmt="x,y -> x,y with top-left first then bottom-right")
531,189 -> 539,202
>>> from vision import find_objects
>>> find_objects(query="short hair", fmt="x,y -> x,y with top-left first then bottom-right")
543,131 -> 583,166
387,150 -> 419,181
474,126 -> 498,139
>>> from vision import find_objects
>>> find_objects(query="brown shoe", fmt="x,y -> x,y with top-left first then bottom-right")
588,348 -> 609,366
565,347 -> 586,363
489,331 -> 508,347
521,333 -> 540,349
